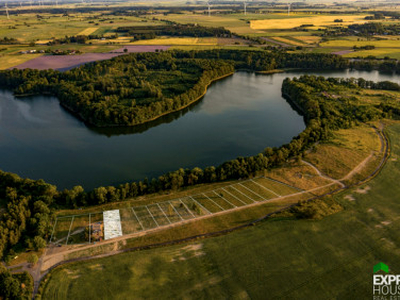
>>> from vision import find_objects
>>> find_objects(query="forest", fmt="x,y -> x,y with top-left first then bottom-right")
323,22 -> 400,37
116,23 -> 232,40
0,170 -> 56,263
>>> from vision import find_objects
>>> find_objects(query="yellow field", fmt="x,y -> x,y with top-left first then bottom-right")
294,35 -> 322,44
272,36 -> 305,46
343,48 -> 400,59
77,27 -> 98,36
321,39 -> 400,48
251,15 -> 368,30
131,37 -> 218,46
0,54 -> 43,70
36,40 -> 52,45
91,37 -> 132,44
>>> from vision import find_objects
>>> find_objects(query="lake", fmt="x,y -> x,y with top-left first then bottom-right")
0,69 -> 398,190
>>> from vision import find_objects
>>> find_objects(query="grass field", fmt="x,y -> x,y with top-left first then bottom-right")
305,124 -> 381,179
41,122 -> 400,299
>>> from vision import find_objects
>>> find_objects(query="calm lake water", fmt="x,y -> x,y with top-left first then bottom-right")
0,69 -> 398,190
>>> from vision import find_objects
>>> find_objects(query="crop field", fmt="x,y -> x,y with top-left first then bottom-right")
130,37 -> 218,46
158,13 -> 314,35
0,53 -> 43,70
41,122 -> 400,300
320,38 -> 400,48
50,177 -> 305,245
343,48 -> 400,60
293,35 -> 322,44
251,14 -> 369,30
271,36 -> 306,46
0,13 -> 163,42
77,27 -> 99,36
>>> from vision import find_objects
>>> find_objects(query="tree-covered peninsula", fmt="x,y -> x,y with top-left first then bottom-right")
0,50 -> 348,127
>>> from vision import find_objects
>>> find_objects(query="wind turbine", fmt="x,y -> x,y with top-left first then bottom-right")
287,2 -> 291,16
244,2 -> 247,15
207,1 -> 211,17
5,3 -> 10,20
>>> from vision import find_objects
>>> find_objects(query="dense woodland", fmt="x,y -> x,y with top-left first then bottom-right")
0,265 -> 32,300
116,24 -> 232,40
0,171 -> 56,261
323,22 -> 400,37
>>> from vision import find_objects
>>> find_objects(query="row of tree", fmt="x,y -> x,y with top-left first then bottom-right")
116,24 -> 232,39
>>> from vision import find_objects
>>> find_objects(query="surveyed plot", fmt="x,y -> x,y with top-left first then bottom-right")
231,183 -> 264,202
191,194 -> 224,214
147,204 -> 171,227
223,185 -> 255,205
241,180 -> 278,200
203,190 -> 236,209
120,208 -> 143,235
50,176 -> 326,244
181,197 -> 209,217
51,217 -> 73,244
256,177 -> 301,196
169,199 -> 197,220
132,206 -> 158,230
213,188 -> 247,207
67,215 -> 90,245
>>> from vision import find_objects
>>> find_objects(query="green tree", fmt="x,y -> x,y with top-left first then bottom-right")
27,253 -> 39,266
33,236 -> 46,251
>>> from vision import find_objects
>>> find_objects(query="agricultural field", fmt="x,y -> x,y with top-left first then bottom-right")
130,37 -> 218,46
41,121 -> 400,299
250,14 -> 369,30
320,38 -> 400,49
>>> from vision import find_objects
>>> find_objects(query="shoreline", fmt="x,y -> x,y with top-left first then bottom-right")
13,71 -> 235,128
13,68 -> 286,128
